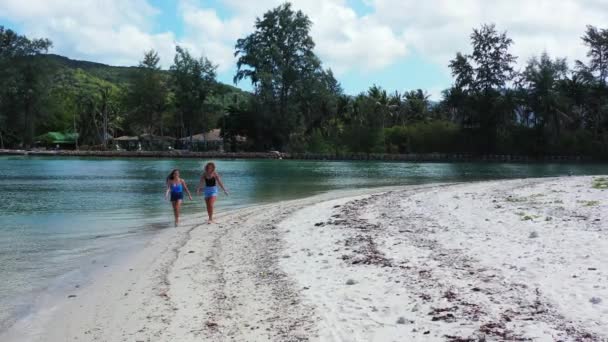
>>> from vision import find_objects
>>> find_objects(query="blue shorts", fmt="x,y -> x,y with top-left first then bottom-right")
170,192 -> 184,202
204,186 -> 218,199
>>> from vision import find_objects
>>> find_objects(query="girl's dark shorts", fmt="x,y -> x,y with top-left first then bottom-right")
171,192 -> 184,202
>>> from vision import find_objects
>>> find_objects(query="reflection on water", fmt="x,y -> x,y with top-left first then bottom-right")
0,156 -> 607,330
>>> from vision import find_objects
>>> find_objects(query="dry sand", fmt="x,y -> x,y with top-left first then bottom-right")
2,176 -> 607,341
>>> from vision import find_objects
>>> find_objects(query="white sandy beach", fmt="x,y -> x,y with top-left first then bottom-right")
2,176 -> 607,341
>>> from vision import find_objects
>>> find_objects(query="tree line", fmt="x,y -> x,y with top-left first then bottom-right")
0,28 -> 242,150
1,3 -> 607,157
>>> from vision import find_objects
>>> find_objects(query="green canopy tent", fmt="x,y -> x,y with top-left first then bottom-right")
35,132 -> 79,148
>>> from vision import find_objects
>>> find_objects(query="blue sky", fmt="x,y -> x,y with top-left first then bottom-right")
1,0 -> 605,99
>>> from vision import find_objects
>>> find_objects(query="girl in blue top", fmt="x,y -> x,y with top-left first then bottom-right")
197,162 -> 228,224
165,169 -> 192,227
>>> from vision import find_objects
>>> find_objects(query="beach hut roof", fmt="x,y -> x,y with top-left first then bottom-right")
179,133 -> 206,142
204,129 -> 222,142
139,134 -> 176,141
180,129 -> 223,142
114,136 -> 139,141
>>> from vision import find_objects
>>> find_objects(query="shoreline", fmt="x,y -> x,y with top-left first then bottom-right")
0,219 -> 173,341
0,149 -> 599,163
2,177 -> 607,341
0,187 -> 392,342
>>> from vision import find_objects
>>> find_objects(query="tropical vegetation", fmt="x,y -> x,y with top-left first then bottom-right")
1,3 -> 607,157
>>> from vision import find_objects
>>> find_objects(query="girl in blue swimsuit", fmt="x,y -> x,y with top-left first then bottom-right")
196,162 -> 228,224
165,169 -> 193,226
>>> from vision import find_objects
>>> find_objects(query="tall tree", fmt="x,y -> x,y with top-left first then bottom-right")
403,89 -> 431,123
367,85 -> 392,130
75,85 -> 121,148
469,24 -> 516,92
170,45 -> 217,146
297,68 -> 342,134
519,53 -> 569,137
0,26 -> 51,58
448,24 -> 517,152
576,26 -> 608,141
343,93 -> 385,153
576,25 -> 608,86
234,2 -> 323,149
127,50 -> 168,135
0,26 -> 52,147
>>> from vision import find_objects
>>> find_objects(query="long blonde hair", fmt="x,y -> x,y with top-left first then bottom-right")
204,162 -> 216,174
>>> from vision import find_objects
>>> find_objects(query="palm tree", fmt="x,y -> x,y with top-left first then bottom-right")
404,89 -> 431,123
520,53 -> 568,137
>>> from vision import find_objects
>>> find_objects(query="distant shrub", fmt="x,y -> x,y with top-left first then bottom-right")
385,121 -> 462,153
307,129 -> 332,154
495,127 -> 606,157
343,125 -> 384,154
552,130 -> 594,155
287,132 -> 307,153
496,126 -> 541,155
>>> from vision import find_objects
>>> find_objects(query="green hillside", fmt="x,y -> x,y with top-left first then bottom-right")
38,54 -> 248,96
39,54 -> 139,85
22,53 -> 252,146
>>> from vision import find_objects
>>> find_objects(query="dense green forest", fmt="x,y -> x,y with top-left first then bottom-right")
1,3 -> 608,157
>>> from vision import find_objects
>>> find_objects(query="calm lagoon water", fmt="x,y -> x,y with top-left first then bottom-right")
0,156 -> 607,330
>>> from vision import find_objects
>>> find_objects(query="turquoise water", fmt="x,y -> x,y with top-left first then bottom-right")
0,156 -> 607,331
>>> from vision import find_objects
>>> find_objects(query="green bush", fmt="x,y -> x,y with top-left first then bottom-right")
553,130 -> 595,156
287,132 -> 307,153
494,127 -> 606,157
307,129 -> 331,153
385,121 -> 462,153
496,126 -> 539,155
343,125 -> 384,154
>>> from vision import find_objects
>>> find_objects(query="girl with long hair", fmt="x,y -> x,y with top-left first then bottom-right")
197,162 -> 228,224
165,169 -> 193,226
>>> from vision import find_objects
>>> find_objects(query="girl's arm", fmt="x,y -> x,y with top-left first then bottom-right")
165,181 -> 171,200
215,173 -> 229,195
182,179 -> 193,200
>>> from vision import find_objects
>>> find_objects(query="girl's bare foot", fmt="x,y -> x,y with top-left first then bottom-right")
207,219 -> 214,224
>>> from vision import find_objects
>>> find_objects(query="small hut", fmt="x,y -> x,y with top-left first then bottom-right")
114,136 -> 139,151
139,134 -> 176,151
179,129 -> 224,151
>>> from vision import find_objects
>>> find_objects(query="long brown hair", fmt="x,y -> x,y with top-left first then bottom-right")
167,169 -> 179,181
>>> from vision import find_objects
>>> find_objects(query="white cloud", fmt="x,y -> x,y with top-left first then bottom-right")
370,0 -> 608,69
0,0 -> 177,67
178,0 -> 608,85
301,0 -> 407,72
178,0 -> 408,74
178,0 -> 249,72
2,0 -> 608,91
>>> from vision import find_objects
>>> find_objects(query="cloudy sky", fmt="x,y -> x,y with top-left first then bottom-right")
1,0 -> 606,98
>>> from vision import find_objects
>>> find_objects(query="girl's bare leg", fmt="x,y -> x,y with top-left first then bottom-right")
205,197 -> 216,223
173,201 -> 181,226
209,196 -> 216,222
171,202 -> 177,225
204,198 -> 209,221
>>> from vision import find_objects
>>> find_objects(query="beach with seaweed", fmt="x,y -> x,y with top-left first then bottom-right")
2,176 -> 606,341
